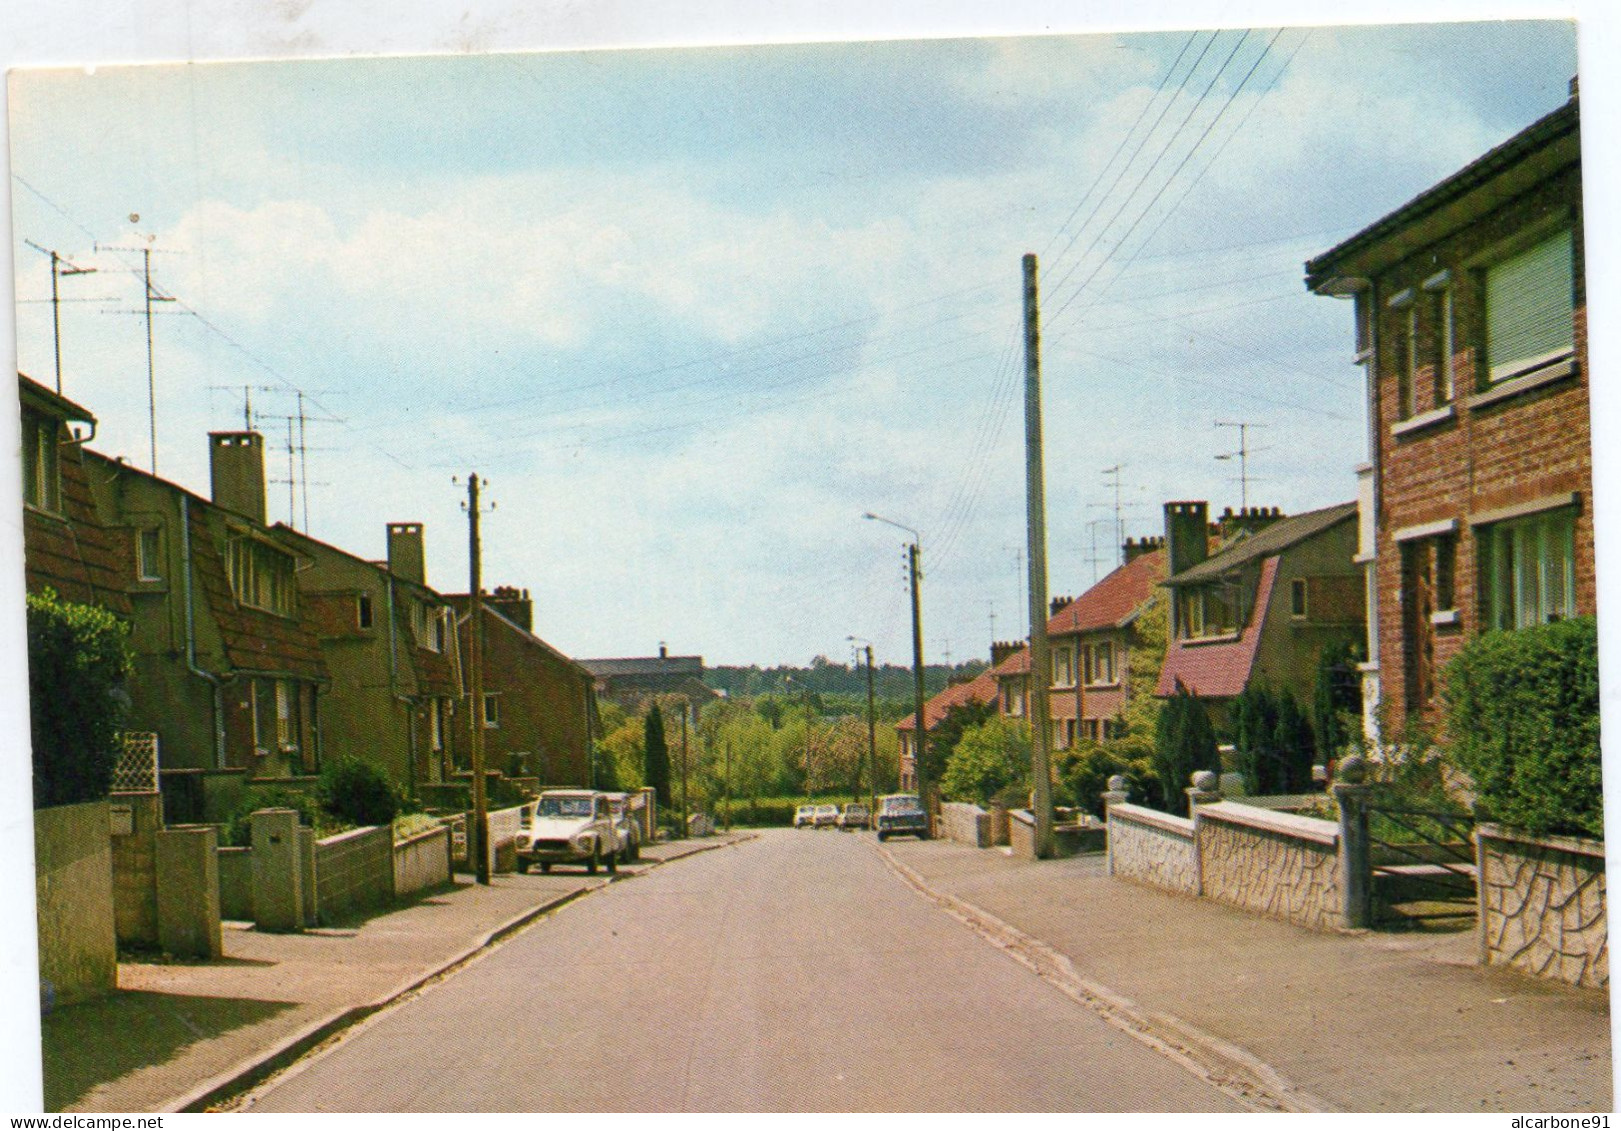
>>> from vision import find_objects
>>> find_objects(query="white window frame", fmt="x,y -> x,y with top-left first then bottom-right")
483,692 -> 500,729
1052,647 -> 1075,689
1480,507 -> 1577,632
21,412 -> 61,514
137,527 -> 163,581
227,536 -> 296,617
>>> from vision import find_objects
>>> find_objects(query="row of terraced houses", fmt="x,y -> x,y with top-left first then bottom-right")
898,83 -> 1592,784
20,381 -> 634,821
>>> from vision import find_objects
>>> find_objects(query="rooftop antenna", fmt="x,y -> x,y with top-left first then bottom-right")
22,240 -> 99,395
1215,420 -> 1270,510
98,218 -> 177,472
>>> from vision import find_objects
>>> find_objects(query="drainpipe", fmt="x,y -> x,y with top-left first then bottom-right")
179,495 -> 227,768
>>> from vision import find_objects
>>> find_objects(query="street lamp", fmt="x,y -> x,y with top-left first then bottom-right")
847,635 -> 879,819
862,511 -> 930,835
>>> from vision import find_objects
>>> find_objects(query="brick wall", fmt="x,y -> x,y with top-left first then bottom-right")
1368,163 -> 1590,726
314,825 -> 394,923
109,792 -> 162,946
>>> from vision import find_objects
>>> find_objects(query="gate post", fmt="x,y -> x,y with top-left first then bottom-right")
1333,755 -> 1373,929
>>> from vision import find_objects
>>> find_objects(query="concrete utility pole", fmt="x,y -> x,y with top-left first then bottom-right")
466,473 -> 490,885
863,512 -> 927,826
1023,253 -> 1056,859
863,643 -> 877,818
680,705 -> 690,835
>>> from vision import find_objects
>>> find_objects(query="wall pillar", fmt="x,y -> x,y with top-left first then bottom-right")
1102,774 -> 1130,876
156,825 -> 223,958
1333,755 -> 1373,929
250,809 -> 303,933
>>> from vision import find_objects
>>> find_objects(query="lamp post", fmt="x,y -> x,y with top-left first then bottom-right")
848,636 -> 878,819
863,512 -> 929,836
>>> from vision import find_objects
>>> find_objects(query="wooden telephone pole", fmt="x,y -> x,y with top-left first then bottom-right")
1023,253 -> 1056,859
466,473 -> 490,884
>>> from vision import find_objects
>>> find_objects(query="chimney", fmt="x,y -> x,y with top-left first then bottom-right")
1218,505 -> 1286,541
1122,534 -> 1165,564
1164,501 -> 1210,576
488,585 -> 532,632
387,523 -> 426,585
990,640 -> 1023,667
659,642 -> 668,660
209,432 -> 267,524
1049,595 -> 1074,618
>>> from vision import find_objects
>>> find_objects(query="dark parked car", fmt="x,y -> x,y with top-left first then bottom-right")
876,793 -> 929,841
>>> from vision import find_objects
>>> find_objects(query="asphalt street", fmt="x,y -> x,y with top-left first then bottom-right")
239,828 -> 1243,1112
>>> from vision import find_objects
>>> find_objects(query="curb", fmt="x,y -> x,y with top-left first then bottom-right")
176,832 -> 755,1113
875,842 -> 1336,1114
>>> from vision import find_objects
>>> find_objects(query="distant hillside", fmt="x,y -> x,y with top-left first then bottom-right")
705,658 -> 988,700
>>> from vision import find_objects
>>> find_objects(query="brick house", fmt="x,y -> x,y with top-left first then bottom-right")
987,539 -> 1167,752
448,589 -> 598,787
1305,85 -> 1589,733
18,374 -> 129,617
273,521 -> 461,796
82,432 -> 328,787
1156,501 -> 1364,730
894,664 -> 1000,793
578,646 -> 717,715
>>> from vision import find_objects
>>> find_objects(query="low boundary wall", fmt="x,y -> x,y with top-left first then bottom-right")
1107,803 -> 1199,896
942,802 -> 993,848
1477,824 -> 1607,990
314,825 -> 394,924
35,801 -> 118,1007
394,825 -> 453,898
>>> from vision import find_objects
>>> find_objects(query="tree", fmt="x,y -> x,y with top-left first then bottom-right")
1117,594 -> 1168,742
1272,688 -> 1315,793
1152,683 -> 1218,815
27,589 -> 130,809
922,698 -> 996,788
1312,638 -> 1362,763
643,705 -> 672,808
1231,686 -> 1281,795
941,717 -> 1030,807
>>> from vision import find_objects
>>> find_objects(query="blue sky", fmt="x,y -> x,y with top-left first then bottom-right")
6,20 -> 1583,669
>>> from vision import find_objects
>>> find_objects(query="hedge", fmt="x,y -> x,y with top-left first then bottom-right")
1442,616 -> 1601,839
26,589 -> 130,808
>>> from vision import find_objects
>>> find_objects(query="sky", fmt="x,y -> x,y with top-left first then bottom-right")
2,18 -> 1587,676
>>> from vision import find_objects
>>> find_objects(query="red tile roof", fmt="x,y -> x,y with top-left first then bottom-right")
895,668 -> 1000,733
1048,549 -> 1166,636
1155,555 -> 1279,699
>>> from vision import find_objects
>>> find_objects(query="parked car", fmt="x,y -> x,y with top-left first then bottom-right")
794,804 -> 817,829
601,791 -> 640,863
812,804 -> 840,829
516,790 -> 621,874
838,803 -> 870,831
876,793 -> 929,841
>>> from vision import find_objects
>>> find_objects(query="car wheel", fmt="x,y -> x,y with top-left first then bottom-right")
539,862 -> 551,874
587,847 -> 599,875
516,860 -> 529,875
877,831 -> 888,842
606,850 -> 617,875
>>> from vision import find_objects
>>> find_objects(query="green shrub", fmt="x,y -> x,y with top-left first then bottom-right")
1313,638 -> 1362,761
1154,684 -> 1220,816
1442,617 -> 1601,838
1056,740 -> 1161,817
222,785 -> 325,847
317,756 -> 401,828
940,717 -> 1030,807
26,589 -> 131,809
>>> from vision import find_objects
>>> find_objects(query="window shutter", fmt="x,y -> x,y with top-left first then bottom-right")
1486,228 -> 1574,381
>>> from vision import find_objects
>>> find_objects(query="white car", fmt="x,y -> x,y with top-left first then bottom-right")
812,804 -> 840,829
794,804 -> 817,829
516,790 -> 621,875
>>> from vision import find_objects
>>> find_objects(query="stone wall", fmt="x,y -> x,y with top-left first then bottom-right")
314,825 -> 394,924
1477,824 -> 1607,990
217,845 -> 253,921
941,802 -> 993,848
109,792 -> 162,946
35,801 -> 117,1006
394,825 -> 453,899
486,804 -> 526,874
1107,803 -> 1199,896
1196,802 -> 1343,931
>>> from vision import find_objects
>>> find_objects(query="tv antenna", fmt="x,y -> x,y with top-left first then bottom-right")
1215,420 -> 1270,510
98,220 -> 179,472
22,240 -> 100,395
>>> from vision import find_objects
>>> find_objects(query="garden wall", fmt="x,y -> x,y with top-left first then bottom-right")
314,825 -> 394,923
1107,802 -> 1199,896
1477,824 -> 1607,990
941,802 -> 993,848
1196,802 -> 1343,931
394,824 -> 453,898
34,801 -> 117,1006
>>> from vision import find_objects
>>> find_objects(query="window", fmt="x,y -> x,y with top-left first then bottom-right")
1177,584 -> 1238,639
1005,685 -> 1026,717
226,537 -> 296,616
1083,641 -> 1116,685
1052,719 -> 1074,750
21,411 -> 61,513
250,677 -> 302,755
429,697 -> 445,751
1480,508 -> 1577,631
1435,534 -> 1457,613
1390,298 -> 1418,419
1484,228 -> 1575,384
411,601 -> 442,652
356,593 -> 374,629
1052,647 -> 1074,688
483,693 -> 500,729
1431,284 -> 1456,405
137,528 -> 163,581
434,608 -> 448,652
1290,578 -> 1308,619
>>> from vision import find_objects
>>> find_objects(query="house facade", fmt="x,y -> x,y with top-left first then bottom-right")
578,646 -> 716,714
1305,85 -> 1589,732
1156,501 -> 1364,730
82,432 -> 327,780
274,521 -> 461,796
894,666 -> 1000,794
449,590 -> 597,788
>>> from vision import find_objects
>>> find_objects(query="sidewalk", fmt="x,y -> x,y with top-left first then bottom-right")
43,832 -> 749,1113
880,837 -> 1612,1113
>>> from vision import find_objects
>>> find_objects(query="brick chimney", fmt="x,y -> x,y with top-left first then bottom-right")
1218,505 -> 1285,541
659,642 -> 668,660
488,585 -> 532,631
1122,534 -> 1165,563
1049,595 -> 1074,618
1164,501 -> 1210,576
387,523 -> 426,585
990,640 -> 1024,667
209,432 -> 267,524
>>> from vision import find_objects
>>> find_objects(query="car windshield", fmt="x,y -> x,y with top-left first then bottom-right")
537,796 -> 594,819
882,797 -> 922,814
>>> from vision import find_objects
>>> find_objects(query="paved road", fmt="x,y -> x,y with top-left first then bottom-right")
242,829 -> 1241,1112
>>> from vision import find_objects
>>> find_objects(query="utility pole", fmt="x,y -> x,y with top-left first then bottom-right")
465,473 -> 490,884
724,740 -> 732,831
1023,253 -> 1056,859
1216,420 -> 1268,510
864,511 -> 927,825
24,241 -> 98,395
680,705 -> 690,835
863,643 -> 877,818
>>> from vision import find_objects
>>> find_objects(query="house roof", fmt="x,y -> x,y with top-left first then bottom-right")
1155,556 -> 1280,699
1306,96 -> 1579,291
578,654 -> 704,679
449,596 -> 594,683
1049,549 -> 1166,635
992,647 -> 1030,677
1164,503 -> 1356,586
19,373 -> 97,425
895,669 -> 1000,733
